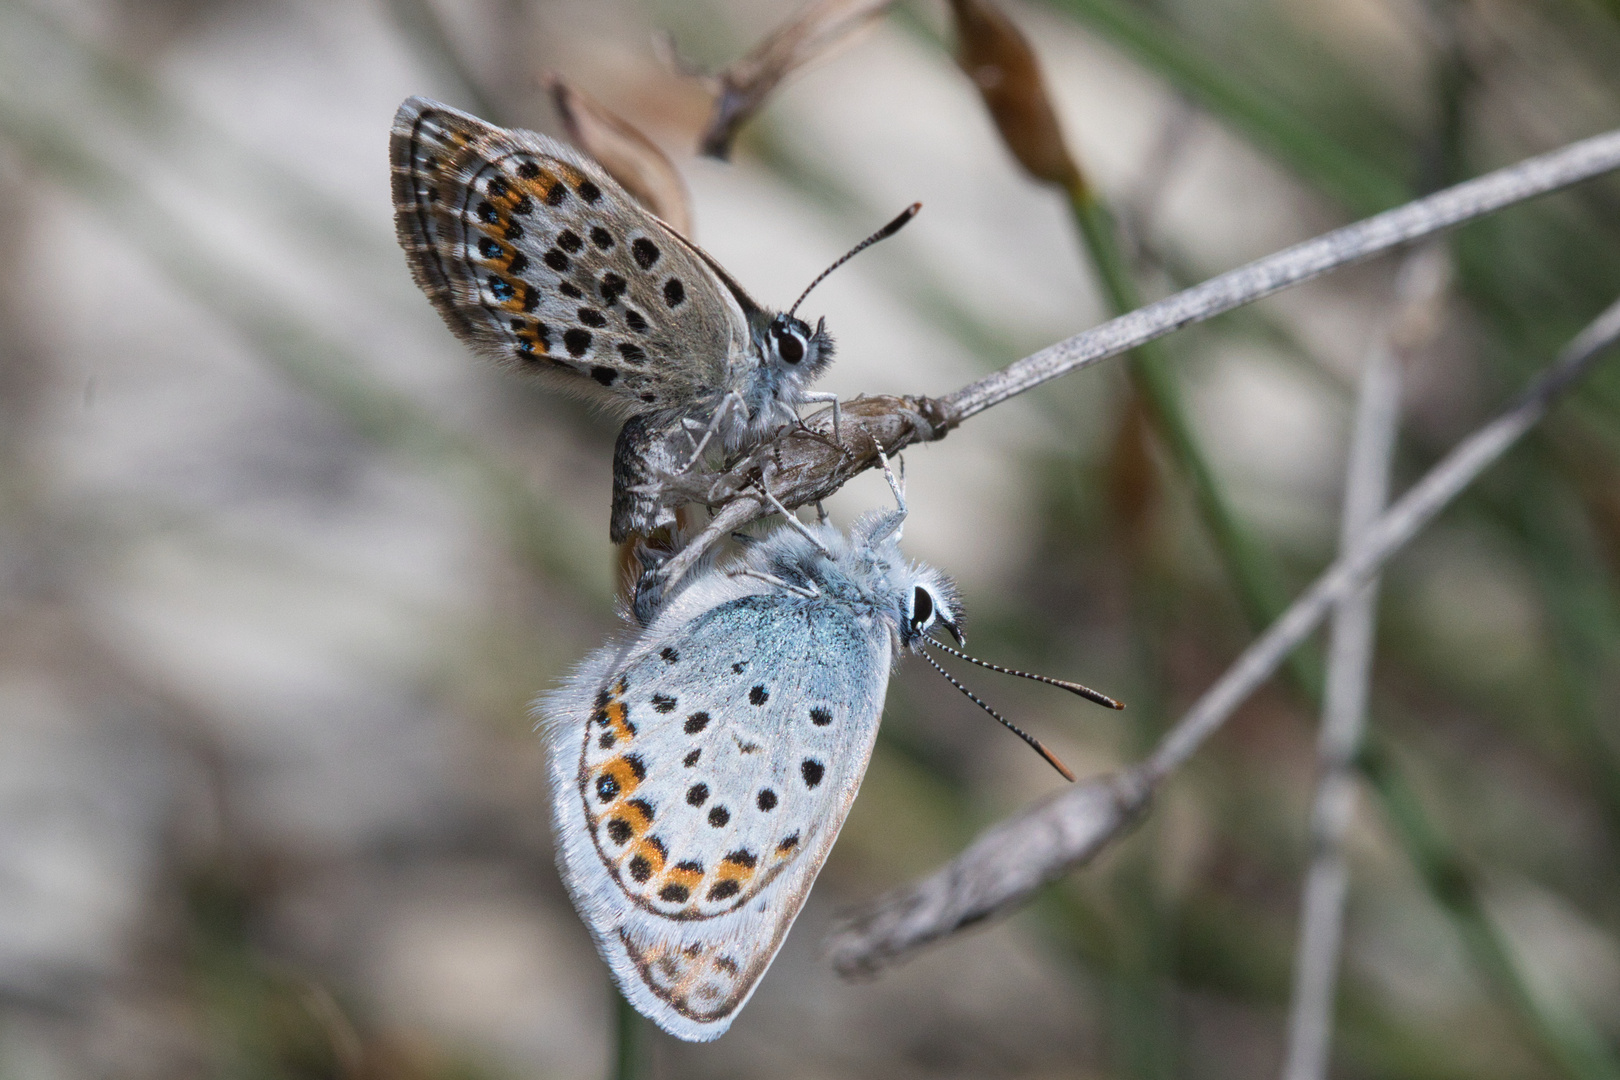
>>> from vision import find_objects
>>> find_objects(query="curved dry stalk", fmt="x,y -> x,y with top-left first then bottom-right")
650,128 -> 1620,588
1281,244 -> 1446,1080
821,294 -> 1620,977
548,76 -> 694,236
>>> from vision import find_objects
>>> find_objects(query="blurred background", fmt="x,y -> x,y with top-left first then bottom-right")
2,0 -> 1620,1077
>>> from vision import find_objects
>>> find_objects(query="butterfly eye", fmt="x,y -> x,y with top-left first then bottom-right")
911,585 -> 935,629
774,327 -> 806,365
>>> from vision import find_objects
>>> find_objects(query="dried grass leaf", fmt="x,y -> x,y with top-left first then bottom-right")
548,76 -> 693,237
697,0 -> 897,159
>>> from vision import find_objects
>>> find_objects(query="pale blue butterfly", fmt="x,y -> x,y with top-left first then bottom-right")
539,460 -> 1121,1040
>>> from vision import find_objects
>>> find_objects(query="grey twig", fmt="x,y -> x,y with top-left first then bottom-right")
652,128 -> 1620,589
823,294 -> 1620,976
943,127 -> 1620,421
1280,245 -> 1447,1080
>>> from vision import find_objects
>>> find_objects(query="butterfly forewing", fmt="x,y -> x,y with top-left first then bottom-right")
548,589 -> 891,1040
390,97 -> 748,413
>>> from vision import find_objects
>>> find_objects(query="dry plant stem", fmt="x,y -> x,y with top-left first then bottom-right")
1280,245 -> 1444,1080
945,126 -> 1620,420
823,294 -> 1620,975
654,128 -> 1620,585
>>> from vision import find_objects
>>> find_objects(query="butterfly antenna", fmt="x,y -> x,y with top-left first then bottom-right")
921,651 -> 1076,781
924,637 -> 1124,710
788,203 -> 921,318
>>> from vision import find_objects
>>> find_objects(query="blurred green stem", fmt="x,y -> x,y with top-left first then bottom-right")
1358,741 -> 1620,1080
1045,0 -> 1409,215
613,992 -> 646,1080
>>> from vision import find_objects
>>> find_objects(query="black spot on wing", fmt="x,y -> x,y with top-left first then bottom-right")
590,226 -> 614,249
663,278 -> 685,308
651,693 -> 676,713
756,788 -> 777,811
811,707 -> 832,726
684,712 -> 710,734
801,759 -> 824,788
632,237 -> 660,270
544,249 -> 569,272
578,179 -> 603,203
749,685 -> 768,706
683,749 -> 701,767
558,229 -> 583,253
564,328 -> 592,356
686,784 -> 708,806
707,806 -> 730,827
591,366 -> 616,386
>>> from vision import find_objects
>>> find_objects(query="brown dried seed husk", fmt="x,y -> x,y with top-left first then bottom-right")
949,0 -> 1082,190
698,0 -> 897,160
548,76 -> 694,237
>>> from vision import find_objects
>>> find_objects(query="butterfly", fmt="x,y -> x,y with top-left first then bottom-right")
390,96 -> 915,542
540,459 -> 1120,1040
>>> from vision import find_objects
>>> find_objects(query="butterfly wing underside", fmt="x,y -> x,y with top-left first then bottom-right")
545,592 -> 891,1041
389,97 -> 751,415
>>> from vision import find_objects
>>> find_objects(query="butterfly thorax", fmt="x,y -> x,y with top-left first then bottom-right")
712,311 -> 835,450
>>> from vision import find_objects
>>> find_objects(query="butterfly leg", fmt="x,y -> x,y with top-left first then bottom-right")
679,391 -> 747,472
800,391 -> 841,444
875,449 -> 907,514
754,476 -> 833,556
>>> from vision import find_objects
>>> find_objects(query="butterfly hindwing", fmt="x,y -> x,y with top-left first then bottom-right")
390,97 -> 750,414
546,587 -> 891,1041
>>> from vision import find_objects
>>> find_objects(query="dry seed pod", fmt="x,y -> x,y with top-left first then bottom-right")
697,0 -> 896,159
949,0 -> 1082,190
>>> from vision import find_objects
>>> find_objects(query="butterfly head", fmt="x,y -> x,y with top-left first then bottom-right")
898,567 -> 963,650
763,312 -> 836,386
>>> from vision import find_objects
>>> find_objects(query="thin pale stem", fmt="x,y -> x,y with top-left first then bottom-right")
943,127 -> 1620,421
1280,246 -> 1440,1080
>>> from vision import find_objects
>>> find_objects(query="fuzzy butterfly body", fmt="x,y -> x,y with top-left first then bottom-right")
390,97 -> 836,540
541,495 -> 960,1041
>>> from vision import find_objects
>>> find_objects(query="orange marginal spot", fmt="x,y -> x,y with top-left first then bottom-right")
603,700 -> 634,742
589,697 -> 635,741
597,755 -> 644,802
663,864 -> 703,892
631,837 -> 667,876
621,798 -> 653,833
715,852 -> 757,884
